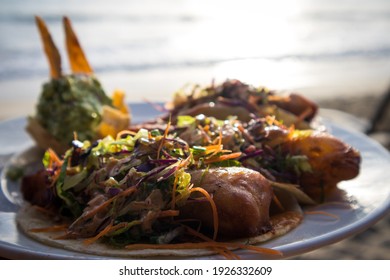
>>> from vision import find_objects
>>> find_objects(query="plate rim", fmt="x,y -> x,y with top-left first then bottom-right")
0,108 -> 389,259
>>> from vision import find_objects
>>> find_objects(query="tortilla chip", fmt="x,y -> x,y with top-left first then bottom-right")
25,117 -> 68,155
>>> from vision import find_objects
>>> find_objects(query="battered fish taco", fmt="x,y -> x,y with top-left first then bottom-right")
18,16 -> 360,259
18,119 -> 308,259
16,192 -> 302,258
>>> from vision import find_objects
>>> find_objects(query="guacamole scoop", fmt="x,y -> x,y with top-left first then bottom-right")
27,74 -> 130,154
27,16 -> 130,154
35,74 -> 111,144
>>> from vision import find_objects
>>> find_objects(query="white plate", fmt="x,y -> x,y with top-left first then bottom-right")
0,106 -> 389,259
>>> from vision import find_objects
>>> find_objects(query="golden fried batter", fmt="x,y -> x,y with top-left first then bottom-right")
179,167 -> 273,238
285,131 -> 361,198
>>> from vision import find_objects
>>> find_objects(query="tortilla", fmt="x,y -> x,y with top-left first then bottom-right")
16,190 -> 302,259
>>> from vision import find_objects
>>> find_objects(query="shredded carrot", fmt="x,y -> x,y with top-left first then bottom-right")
83,221 -> 143,245
125,242 -> 282,256
204,144 -> 223,154
207,131 -> 223,157
48,148 -> 62,165
158,210 -> 180,218
189,187 -> 219,240
157,120 -> 171,159
30,224 -> 69,233
304,211 -> 339,220
237,123 -> 255,144
183,225 -> 212,241
272,194 -> 285,211
197,125 -> 212,143
218,249 -> 239,259
84,222 -> 114,245
179,155 -> 192,168
204,152 -> 242,164
80,186 -> 137,221
211,130 -> 222,146
184,225 -> 240,259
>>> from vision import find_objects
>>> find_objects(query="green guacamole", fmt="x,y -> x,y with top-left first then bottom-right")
36,74 -> 112,145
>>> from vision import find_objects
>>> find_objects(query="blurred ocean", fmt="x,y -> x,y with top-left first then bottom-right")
0,0 -> 390,119
1,0 -> 389,80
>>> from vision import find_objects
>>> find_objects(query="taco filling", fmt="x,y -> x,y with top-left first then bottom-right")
19,79 -> 361,259
35,74 -> 113,144
17,16 -> 361,259
19,114 -> 321,258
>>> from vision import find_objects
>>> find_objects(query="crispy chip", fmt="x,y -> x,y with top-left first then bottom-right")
63,16 -> 93,74
35,16 -> 62,78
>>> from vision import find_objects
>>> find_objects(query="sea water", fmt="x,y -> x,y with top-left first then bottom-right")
0,0 -> 389,109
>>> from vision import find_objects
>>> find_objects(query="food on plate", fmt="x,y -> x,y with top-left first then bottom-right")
140,82 -> 361,201
18,126 -> 303,258
179,167 -> 273,238
282,130 -> 361,199
17,16 -> 361,258
164,79 -> 318,129
26,16 -> 130,155
18,79 -> 361,258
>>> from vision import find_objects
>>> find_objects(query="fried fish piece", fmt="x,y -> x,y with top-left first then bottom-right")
179,167 -> 273,238
284,130 -> 361,198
